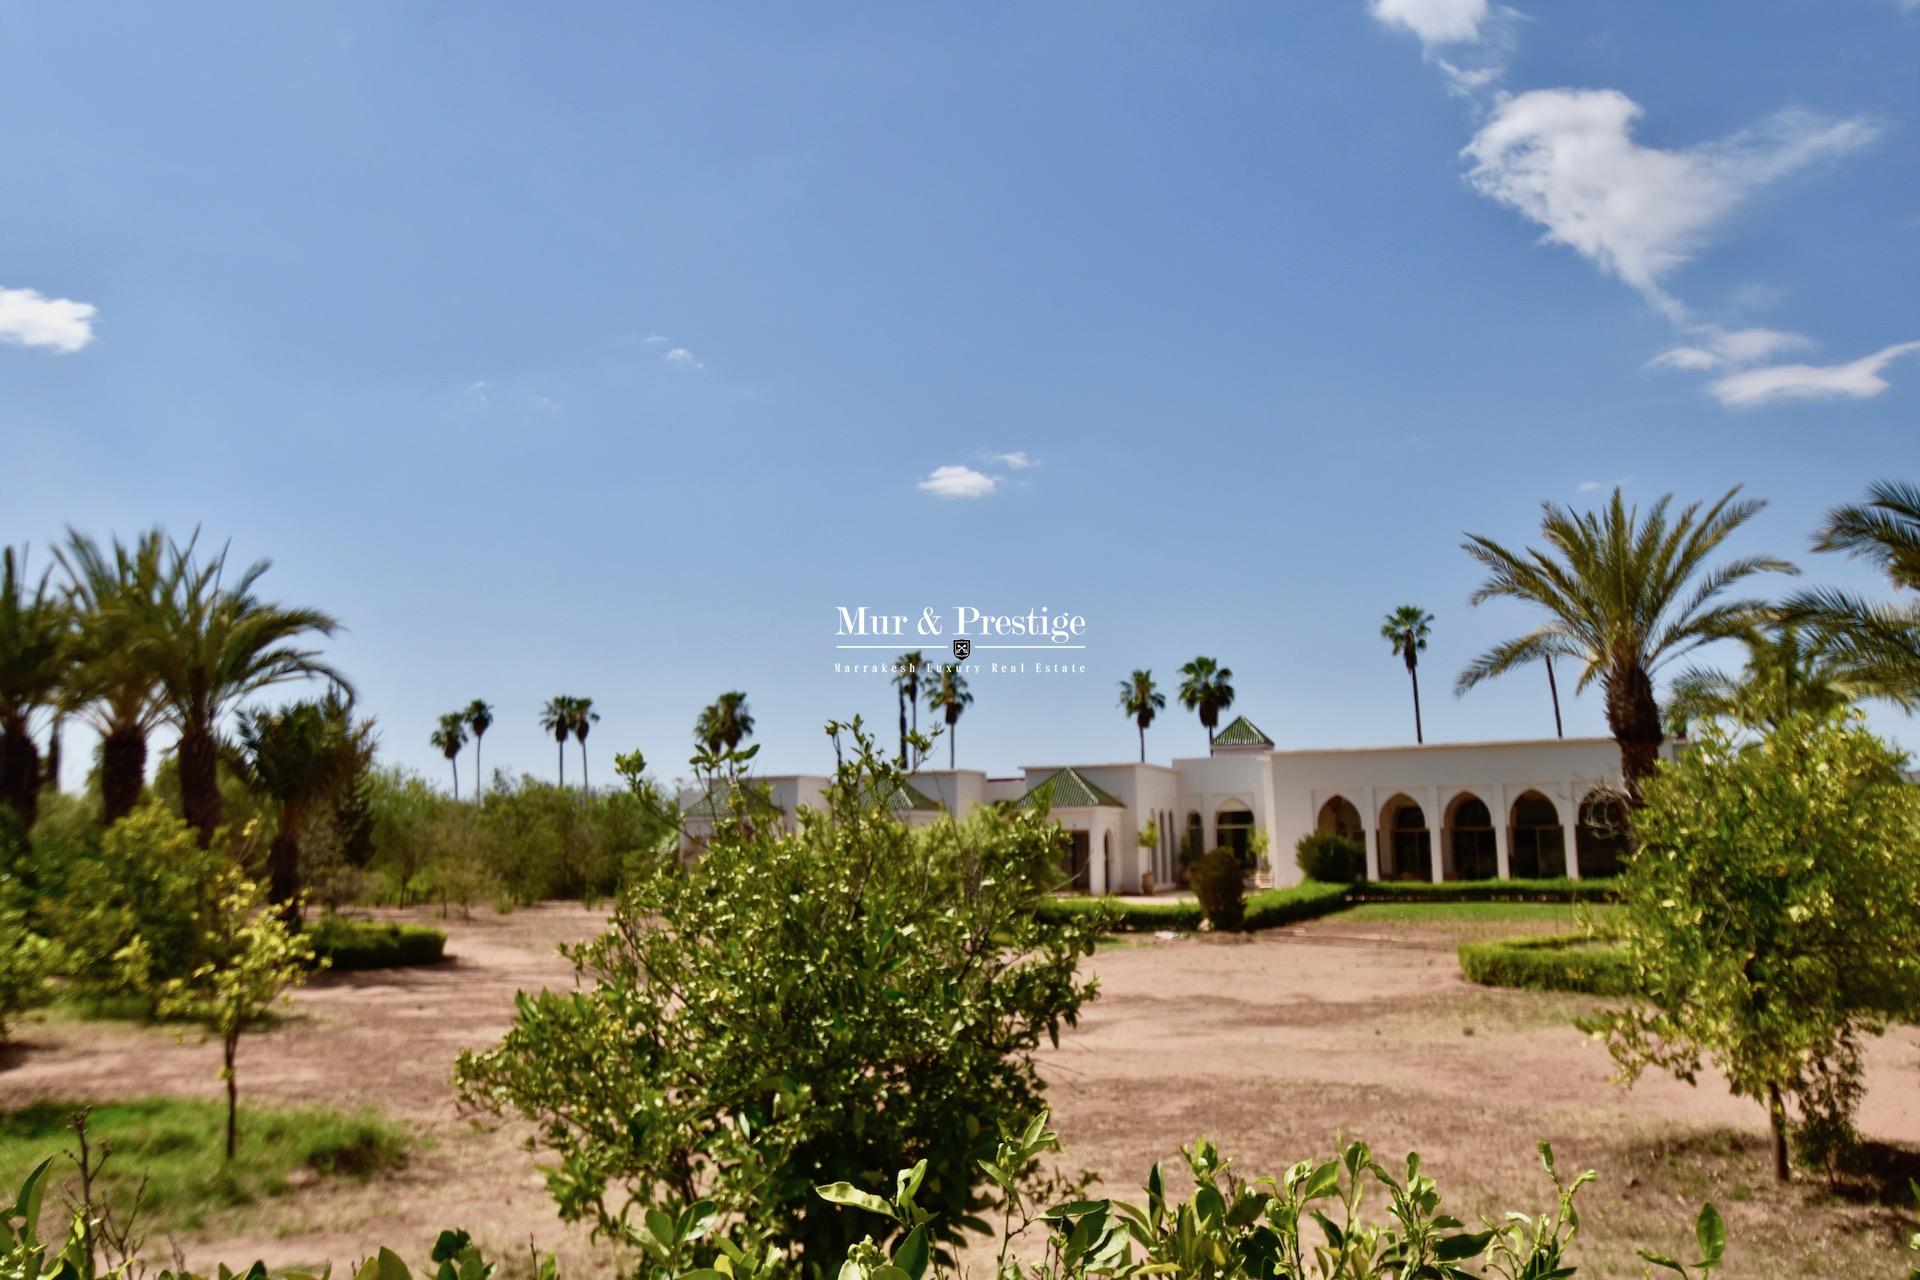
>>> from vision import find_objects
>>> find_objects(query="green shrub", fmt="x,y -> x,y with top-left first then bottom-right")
455,725 -> 1101,1275
1458,933 -> 1634,996
1295,830 -> 1364,883
1189,847 -> 1245,932
305,917 -> 447,970
1243,880 -> 1351,929
1349,876 -> 1617,904
1034,895 -> 1201,932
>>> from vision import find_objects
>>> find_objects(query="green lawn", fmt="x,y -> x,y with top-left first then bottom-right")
0,1098 -> 409,1235
1336,900 -> 1618,937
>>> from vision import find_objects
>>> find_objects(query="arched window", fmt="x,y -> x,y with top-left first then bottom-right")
1379,794 -> 1431,881
1508,792 -> 1564,878
1446,794 -> 1496,880
1576,793 -> 1630,878
1317,796 -> 1363,836
1216,803 -> 1254,863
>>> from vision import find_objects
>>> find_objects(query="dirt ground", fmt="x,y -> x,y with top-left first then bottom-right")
3,905 -> 1917,1278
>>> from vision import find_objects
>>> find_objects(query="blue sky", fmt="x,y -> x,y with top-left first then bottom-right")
6,1 -> 1918,789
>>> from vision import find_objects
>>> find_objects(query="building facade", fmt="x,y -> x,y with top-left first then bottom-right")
680,715 -> 1639,893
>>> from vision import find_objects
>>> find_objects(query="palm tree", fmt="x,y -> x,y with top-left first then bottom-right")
233,693 -> 372,922
1177,657 -> 1235,746
571,696 -> 601,797
0,547 -> 70,831
55,528 -> 170,823
1117,669 -> 1165,763
1381,606 -> 1434,744
539,696 -> 575,786
925,667 -> 973,769
464,699 -> 494,798
1457,487 -> 1792,797
1544,655 -> 1564,739
892,652 -> 925,765
696,691 -> 754,754
1784,480 -> 1920,701
140,538 -> 349,846
1667,624 -> 1888,732
431,712 -> 468,799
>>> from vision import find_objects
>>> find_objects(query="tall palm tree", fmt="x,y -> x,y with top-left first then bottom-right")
539,696 -> 574,786
891,652 -> 925,765
1381,605 -> 1434,744
1544,655 -> 1564,739
924,667 -> 973,769
1117,669 -> 1165,763
1785,480 -> 1920,701
233,693 -> 372,922
464,699 -> 494,798
0,547 -> 70,831
140,538 -> 349,846
431,712 -> 468,799
1667,624 -> 1889,732
1177,657 -> 1235,746
1457,487 -> 1792,797
696,691 -> 754,754
571,696 -> 601,797
55,528 -> 170,823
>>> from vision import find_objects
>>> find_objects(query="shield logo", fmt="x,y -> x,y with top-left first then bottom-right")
952,637 -> 972,661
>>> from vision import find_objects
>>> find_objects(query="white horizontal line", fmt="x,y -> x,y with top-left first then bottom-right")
976,645 -> 1087,650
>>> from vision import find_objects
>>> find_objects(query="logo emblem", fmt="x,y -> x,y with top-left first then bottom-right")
951,637 -> 971,661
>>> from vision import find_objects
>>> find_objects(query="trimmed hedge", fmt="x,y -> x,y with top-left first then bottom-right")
1035,881 -> 1350,934
306,917 -> 448,971
1348,877 -> 1619,905
1456,932 -> 1633,996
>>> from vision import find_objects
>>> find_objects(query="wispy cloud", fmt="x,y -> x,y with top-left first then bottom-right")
1368,0 -> 1516,94
917,465 -> 1000,499
0,286 -> 97,353
982,450 -> 1038,470
1649,326 -> 1812,372
1707,340 -> 1920,409
662,346 -> 704,369
1464,92 -> 1876,321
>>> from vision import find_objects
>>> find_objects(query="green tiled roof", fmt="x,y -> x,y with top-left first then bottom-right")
1021,767 -> 1124,809
1211,715 -> 1273,748
886,780 -> 944,813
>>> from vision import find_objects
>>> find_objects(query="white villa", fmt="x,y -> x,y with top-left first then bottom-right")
680,716 -> 1641,893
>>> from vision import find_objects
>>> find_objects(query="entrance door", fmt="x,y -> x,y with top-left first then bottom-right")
1067,831 -> 1091,892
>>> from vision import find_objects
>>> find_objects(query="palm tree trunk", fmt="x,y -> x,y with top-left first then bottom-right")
1604,665 -> 1663,802
100,724 -> 147,824
1139,722 -> 1146,763
0,714 -> 41,832
1546,656 -> 1564,739
474,734 -> 483,800
949,722 -> 955,770
450,756 -> 460,801
43,716 -> 61,794
1408,664 -> 1424,745
580,743 -> 590,802
267,828 -> 302,927
1768,1084 -> 1791,1182
224,1029 -> 240,1162
178,723 -> 221,847
897,690 -> 908,765
557,739 -> 566,788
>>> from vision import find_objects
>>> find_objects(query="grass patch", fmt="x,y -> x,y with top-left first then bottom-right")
1346,877 -> 1619,904
1036,881 -> 1350,933
0,1098 -> 409,1234
1340,900 -> 1616,927
1457,932 -> 1634,996
306,916 -> 447,971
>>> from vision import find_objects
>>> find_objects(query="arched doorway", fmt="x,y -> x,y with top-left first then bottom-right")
1576,792 -> 1630,878
1216,803 -> 1254,864
1508,791 -> 1565,878
1317,795 -> 1368,880
1379,794 -> 1431,881
1181,811 -> 1203,885
1446,794 -> 1497,880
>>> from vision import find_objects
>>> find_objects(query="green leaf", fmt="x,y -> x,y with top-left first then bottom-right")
1695,1203 -> 1726,1264
1637,1250 -> 1688,1275
814,1183 -> 896,1218
892,1223 -> 930,1280
1300,1159 -> 1341,1202
1434,1230 -> 1494,1262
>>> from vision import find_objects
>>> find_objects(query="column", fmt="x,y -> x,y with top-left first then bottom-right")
1492,782 -> 1511,880
1426,784 -> 1444,883
1361,785 -> 1380,880
1561,791 -> 1582,881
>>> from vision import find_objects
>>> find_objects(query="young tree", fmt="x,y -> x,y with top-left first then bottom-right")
455,722 -> 1100,1275
1117,669 -> 1165,763
130,862 -> 316,1161
1177,657 -> 1235,747
235,694 -> 373,921
1584,709 -> 1920,1181
924,666 -> 973,769
430,712 -> 468,800
1380,606 -> 1433,744
1457,488 -> 1791,798
464,699 -> 494,798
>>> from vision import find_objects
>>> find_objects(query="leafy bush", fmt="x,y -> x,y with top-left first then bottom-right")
454,725 -> 1101,1275
816,1112 -> 1729,1280
1034,896 -> 1200,932
304,917 -> 447,970
1243,880 -> 1351,929
0,899 -> 51,1042
1458,933 -> 1633,996
1295,830 -> 1365,883
1348,877 -> 1616,904
1189,848 -> 1245,932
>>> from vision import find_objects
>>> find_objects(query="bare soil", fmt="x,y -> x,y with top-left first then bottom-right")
3,905 -> 1917,1277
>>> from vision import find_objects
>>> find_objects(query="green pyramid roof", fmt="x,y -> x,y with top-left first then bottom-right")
886,780 -> 945,813
1020,767 -> 1124,809
1211,715 -> 1273,748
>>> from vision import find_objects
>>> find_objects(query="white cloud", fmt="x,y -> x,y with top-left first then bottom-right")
1707,340 -> 1920,409
917,465 -> 1000,499
1650,326 -> 1812,372
1575,480 -> 1603,492
0,287 -> 97,353
1463,91 -> 1877,319
1370,0 -> 1488,45
984,450 -> 1038,470
643,333 -> 669,346
662,346 -> 704,369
